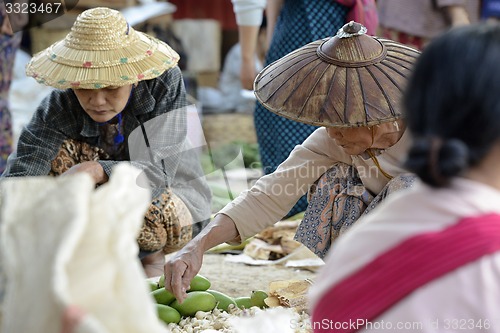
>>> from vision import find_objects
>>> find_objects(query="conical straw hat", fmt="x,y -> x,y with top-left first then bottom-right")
254,21 -> 420,128
26,7 -> 179,89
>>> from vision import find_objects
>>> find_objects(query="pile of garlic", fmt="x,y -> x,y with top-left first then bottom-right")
164,304 -> 312,333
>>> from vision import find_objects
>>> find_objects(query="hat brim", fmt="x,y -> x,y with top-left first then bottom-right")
254,38 -> 420,128
26,31 -> 179,89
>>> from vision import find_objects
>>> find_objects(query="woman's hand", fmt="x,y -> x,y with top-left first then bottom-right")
62,161 -> 109,185
163,240 -> 205,302
163,214 -> 241,302
240,57 -> 257,90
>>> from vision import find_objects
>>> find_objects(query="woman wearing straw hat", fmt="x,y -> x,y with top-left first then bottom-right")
310,22 -> 500,331
0,7 -> 211,277
164,22 -> 421,301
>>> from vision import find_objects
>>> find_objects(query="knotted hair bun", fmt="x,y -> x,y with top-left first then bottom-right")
405,137 -> 469,187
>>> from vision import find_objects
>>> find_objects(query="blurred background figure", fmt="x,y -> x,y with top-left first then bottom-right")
0,0 -> 28,173
481,0 -> 500,21
377,0 -> 480,50
197,17 -> 267,114
232,0 -> 359,217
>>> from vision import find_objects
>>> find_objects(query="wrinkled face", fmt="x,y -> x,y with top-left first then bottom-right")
73,85 -> 133,123
326,126 -> 373,155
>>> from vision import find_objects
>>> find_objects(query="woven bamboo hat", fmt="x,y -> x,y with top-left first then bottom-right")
254,21 -> 420,128
26,7 -> 180,89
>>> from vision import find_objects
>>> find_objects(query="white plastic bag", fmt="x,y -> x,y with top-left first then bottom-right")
0,164 -> 169,333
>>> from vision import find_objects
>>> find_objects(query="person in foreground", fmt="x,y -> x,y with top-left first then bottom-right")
309,22 -> 500,332
0,7 -> 211,277
164,22 -> 420,302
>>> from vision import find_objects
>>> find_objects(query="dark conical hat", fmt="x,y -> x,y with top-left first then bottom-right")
254,22 -> 420,128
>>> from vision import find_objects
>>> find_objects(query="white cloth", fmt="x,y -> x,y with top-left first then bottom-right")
309,178 -> 500,332
0,164 -> 169,333
231,0 -> 267,25
220,127 -> 411,241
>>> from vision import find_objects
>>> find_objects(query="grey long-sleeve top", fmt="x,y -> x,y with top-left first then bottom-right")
2,66 -> 211,224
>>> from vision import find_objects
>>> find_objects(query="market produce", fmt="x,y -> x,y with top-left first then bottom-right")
188,274 -> 211,291
234,296 -> 253,309
151,274 -> 264,314
170,291 -> 217,316
149,274 -> 312,332
206,289 -> 238,311
167,305 -> 311,333
156,304 -> 181,324
149,280 -> 160,291
250,290 -> 269,309
151,287 -> 176,305
157,274 -> 165,288
206,237 -> 252,254
156,273 -> 210,291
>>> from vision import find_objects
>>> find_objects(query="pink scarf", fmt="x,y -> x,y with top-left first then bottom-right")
312,213 -> 500,332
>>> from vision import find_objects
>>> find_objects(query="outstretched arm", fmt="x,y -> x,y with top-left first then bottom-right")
163,213 -> 240,302
238,25 -> 260,89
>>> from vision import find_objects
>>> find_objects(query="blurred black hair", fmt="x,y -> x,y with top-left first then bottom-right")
404,22 -> 500,187
260,15 -> 267,30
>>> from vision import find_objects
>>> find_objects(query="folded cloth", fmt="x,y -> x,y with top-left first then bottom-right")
0,164 -> 169,333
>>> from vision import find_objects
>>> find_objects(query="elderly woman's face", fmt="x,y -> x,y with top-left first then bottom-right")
326,126 -> 373,155
73,85 -> 133,123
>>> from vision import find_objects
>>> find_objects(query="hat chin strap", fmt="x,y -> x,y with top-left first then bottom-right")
370,126 -> 375,147
366,121 -> 403,180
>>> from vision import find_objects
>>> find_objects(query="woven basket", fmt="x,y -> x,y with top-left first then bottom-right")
202,113 -> 257,147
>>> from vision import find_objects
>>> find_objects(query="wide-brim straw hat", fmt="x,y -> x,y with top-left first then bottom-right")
26,7 -> 180,89
254,22 -> 420,128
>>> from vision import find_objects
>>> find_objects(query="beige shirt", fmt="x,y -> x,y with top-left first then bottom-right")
377,0 -> 481,39
309,178 -> 500,331
220,127 -> 411,241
